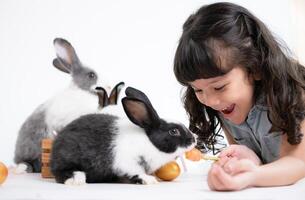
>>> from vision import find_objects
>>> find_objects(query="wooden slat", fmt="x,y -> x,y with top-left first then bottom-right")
41,139 -> 54,178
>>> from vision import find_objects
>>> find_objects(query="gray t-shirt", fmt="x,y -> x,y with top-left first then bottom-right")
221,99 -> 282,164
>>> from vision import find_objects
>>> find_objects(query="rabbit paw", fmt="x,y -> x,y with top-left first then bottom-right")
138,174 -> 159,185
64,171 -> 86,186
12,163 -> 29,174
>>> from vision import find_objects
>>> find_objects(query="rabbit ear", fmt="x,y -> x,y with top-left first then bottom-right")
52,58 -> 71,74
53,38 -> 81,67
109,82 -> 125,105
96,87 -> 109,108
122,97 -> 160,128
125,87 -> 158,118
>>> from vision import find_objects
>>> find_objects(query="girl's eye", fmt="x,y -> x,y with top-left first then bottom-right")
194,89 -> 203,93
88,72 -> 96,79
214,85 -> 225,91
168,128 -> 181,137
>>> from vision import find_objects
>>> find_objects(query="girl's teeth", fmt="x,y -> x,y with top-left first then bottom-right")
221,105 -> 234,114
222,107 -> 229,112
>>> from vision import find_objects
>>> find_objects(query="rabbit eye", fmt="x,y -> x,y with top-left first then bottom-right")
168,128 -> 180,137
88,72 -> 96,79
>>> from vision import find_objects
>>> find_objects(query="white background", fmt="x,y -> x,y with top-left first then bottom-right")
0,0 -> 303,166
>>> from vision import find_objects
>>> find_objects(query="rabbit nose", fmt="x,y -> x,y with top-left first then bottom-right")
186,137 -> 196,146
189,137 -> 196,143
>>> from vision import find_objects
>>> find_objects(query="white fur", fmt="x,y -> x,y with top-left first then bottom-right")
64,171 -> 86,185
100,104 -> 123,117
111,117 -> 196,179
45,82 -> 100,136
12,163 -> 28,174
138,174 -> 158,184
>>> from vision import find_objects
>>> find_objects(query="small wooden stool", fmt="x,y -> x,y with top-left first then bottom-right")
41,138 -> 54,178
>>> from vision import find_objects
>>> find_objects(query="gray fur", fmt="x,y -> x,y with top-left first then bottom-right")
138,156 -> 151,174
14,105 -> 47,172
72,65 -> 98,92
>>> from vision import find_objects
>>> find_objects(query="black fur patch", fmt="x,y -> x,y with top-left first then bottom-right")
50,113 -> 120,183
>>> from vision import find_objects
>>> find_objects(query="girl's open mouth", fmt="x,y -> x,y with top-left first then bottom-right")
221,104 -> 235,115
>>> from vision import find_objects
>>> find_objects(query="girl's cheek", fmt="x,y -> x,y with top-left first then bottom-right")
220,89 -> 231,102
195,93 -> 206,105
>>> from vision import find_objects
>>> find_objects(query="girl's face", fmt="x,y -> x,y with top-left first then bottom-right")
189,67 -> 255,125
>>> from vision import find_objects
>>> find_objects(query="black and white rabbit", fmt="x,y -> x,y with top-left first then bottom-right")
50,87 -> 196,185
14,38 -> 125,174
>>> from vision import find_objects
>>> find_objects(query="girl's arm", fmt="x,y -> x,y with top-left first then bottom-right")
253,120 -> 305,186
208,120 -> 305,190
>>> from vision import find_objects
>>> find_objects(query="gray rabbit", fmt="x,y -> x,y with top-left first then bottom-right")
14,38 -> 125,174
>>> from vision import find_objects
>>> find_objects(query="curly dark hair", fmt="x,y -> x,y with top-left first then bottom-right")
173,2 -> 305,152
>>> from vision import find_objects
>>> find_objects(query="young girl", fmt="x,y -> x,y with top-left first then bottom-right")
174,2 -> 305,190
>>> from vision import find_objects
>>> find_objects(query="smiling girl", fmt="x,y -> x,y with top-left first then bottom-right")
174,2 -> 305,190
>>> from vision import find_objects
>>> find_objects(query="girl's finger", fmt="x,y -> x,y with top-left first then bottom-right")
226,159 -> 256,175
219,145 -> 236,158
213,164 -> 236,191
216,155 -> 230,167
223,157 -> 238,174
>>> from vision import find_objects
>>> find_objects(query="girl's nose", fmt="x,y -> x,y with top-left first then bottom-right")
201,94 -> 220,108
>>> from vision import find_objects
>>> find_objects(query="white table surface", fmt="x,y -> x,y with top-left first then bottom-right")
1,160 -> 305,200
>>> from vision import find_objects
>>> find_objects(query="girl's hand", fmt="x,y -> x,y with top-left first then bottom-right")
217,144 -> 262,168
207,159 -> 258,191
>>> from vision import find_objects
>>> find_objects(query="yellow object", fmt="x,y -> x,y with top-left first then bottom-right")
202,155 -> 219,161
185,148 -> 219,161
0,161 -> 8,185
155,161 -> 180,181
185,148 -> 203,161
